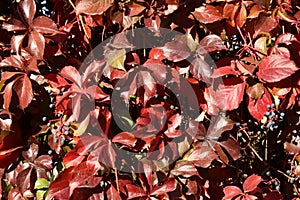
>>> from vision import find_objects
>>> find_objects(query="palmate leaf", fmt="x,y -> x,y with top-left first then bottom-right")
185,116 -> 240,167
2,0 -> 64,59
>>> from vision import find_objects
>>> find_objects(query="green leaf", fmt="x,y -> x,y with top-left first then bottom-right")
36,190 -> 47,200
34,178 -> 49,190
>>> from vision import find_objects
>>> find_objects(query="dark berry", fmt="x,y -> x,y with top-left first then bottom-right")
42,117 -> 47,122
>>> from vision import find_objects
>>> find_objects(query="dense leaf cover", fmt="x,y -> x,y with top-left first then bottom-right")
0,0 -> 299,199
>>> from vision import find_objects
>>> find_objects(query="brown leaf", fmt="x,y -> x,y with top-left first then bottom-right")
127,2 -> 146,17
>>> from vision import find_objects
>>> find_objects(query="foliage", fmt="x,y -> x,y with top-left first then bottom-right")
0,0 -> 299,199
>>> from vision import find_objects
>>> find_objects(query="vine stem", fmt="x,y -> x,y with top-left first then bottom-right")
115,168 -> 120,193
68,0 -> 90,41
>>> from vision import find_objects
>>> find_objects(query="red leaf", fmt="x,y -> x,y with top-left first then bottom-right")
150,178 -> 177,196
18,0 -> 36,25
16,167 -> 34,195
33,16 -> 64,34
190,56 -> 212,83
75,0 -> 113,15
248,5 -> 263,19
257,55 -> 299,82
60,66 -> 80,84
235,3 -> 247,27
243,174 -> 263,193
199,35 -> 227,53
222,186 -> 242,200
22,143 -> 38,162
275,33 -> 297,45
2,19 -> 26,32
207,116 -> 235,139
27,30 -> 45,59
161,40 -> 191,62
14,75 -> 33,110
253,14 -> 278,38
192,5 -> 223,24
45,74 -> 69,88
247,88 -> 272,121
211,66 -> 240,78
219,139 -> 241,161
126,184 -> 147,199
3,80 -> 16,110
112,132 -> 137,147
171,160 -> 198,178
47,162 -> 102,200
215,81 -> 246,111
35,155 -> 53,170
187,145 -> 218,168
149,48 -> 166,60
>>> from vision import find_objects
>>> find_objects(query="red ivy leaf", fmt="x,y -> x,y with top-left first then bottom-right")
186,145 -> 219,168
171,160 -> 198,178
75,0 -> 113,15
18,0 -> 36,25
16,167 -> 34,195
46,162 -> 102,200
126,184 -> 146,199
199,35 -> 227,53
211,66 -> 240,78
150,178 -> 177,196
27,30 -> 45,59
14,75 -> 33,110
3,80 -> 16,110
112,132 -> 137,148
236,3 -> 247,27
215,80 -> 246,111
161,40 -> 191,62
190,56 -> 212,84
192,5 -> 223,24
247,88 -> 272,121
32,16 -> 64,34
243,174 -> 263,193
222,186 -> 242,200
2,19 -> 26,32
257,55 -> 299,82
253,14 -> 278,38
